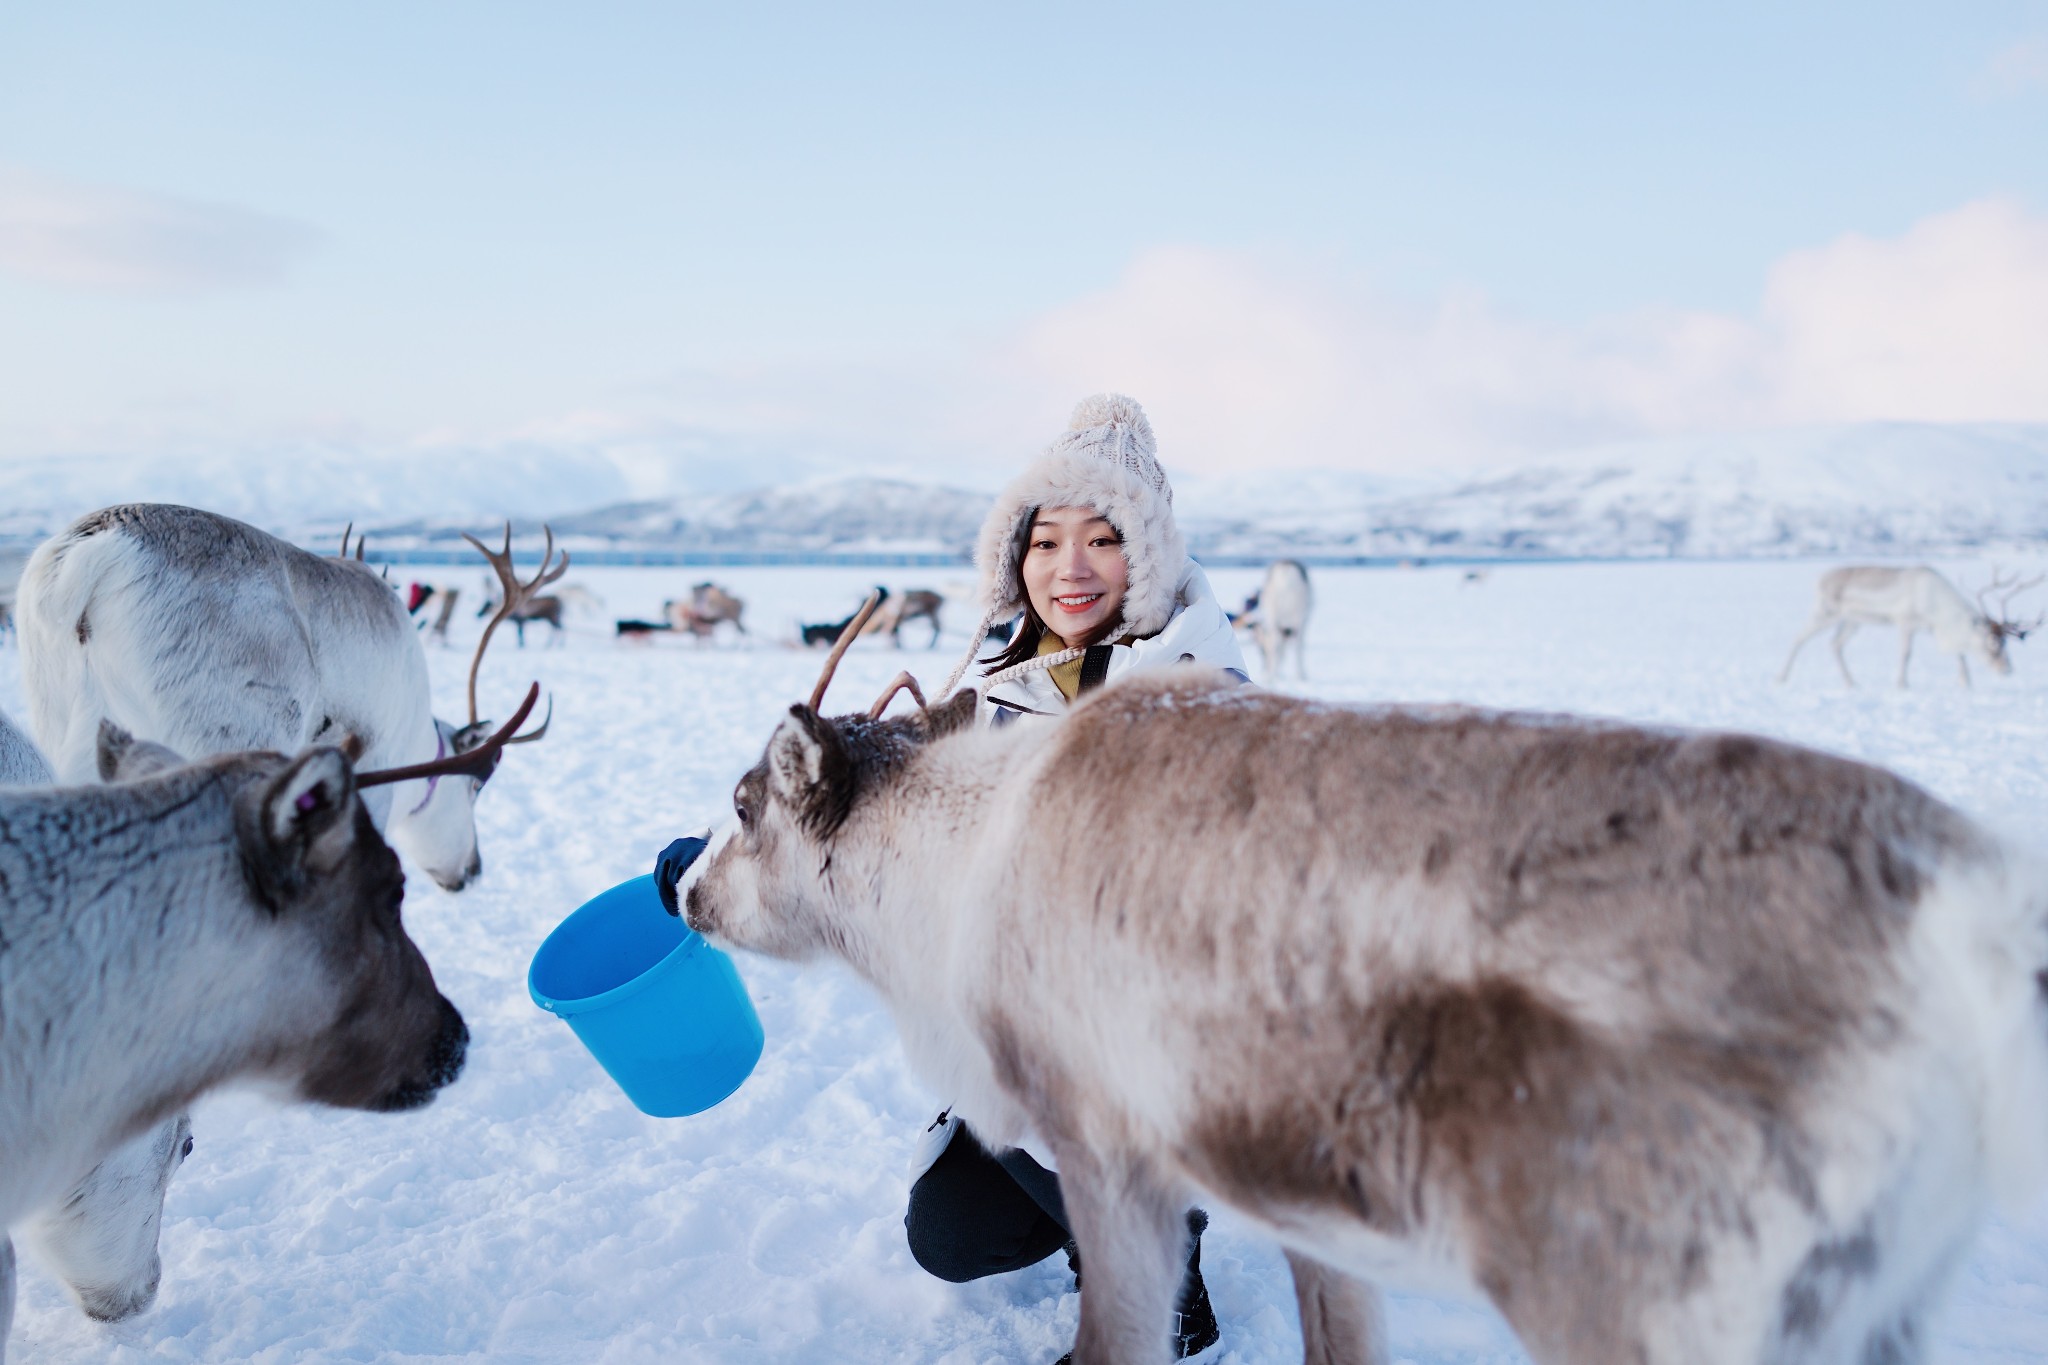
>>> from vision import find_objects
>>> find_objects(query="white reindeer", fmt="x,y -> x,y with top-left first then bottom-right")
11,506 -> 551,1328
18,506 -> 559,887
0,717 -> 491,1363
1234,559 -> 1312,681
674,641 -> 2048,1365
0,708 -> 192,1325
1779,565 -> 2042,689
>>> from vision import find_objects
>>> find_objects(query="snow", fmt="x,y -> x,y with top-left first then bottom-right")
7,557 -> 2048,1363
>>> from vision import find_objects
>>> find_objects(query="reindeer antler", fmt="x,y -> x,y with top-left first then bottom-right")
337,523 -> 367,561
357,683 -> 543,789
808,591 -> 883,713
868,671 -> 929,720
461,523 -> 568,726
1978,565 -> 2047,639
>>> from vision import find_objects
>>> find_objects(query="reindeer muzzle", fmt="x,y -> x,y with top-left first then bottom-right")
656,835 -> 710,917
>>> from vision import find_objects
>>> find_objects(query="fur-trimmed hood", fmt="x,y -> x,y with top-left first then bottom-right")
970,394 -> 1185,640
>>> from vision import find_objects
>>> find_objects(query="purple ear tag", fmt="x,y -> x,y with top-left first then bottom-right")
296,791 -> 320,812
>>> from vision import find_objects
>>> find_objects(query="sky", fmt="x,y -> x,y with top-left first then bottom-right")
1,1 -> 2045,493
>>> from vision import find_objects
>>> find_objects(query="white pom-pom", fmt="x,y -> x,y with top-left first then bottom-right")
1066,393 -> 1154,455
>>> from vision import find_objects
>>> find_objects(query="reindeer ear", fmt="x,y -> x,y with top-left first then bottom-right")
767,706 -> 856,834
924,689 -> 980,739
237,749 -> 361,912
96,720 -> 186,782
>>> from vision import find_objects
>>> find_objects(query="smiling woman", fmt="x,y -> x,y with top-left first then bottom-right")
898,393 -> 1248,1361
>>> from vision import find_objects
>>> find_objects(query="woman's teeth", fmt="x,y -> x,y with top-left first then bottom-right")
1054,594 -> 1103,611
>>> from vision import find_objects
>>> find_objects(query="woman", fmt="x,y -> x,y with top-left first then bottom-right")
909,394 -> 1247,1361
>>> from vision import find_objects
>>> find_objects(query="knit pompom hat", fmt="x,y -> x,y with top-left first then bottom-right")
939,394 -> 1187,697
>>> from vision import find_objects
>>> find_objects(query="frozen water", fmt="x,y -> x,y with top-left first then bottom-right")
4,558 -> 2048,1363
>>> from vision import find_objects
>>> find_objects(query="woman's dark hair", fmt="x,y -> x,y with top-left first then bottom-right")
982,508 -> 1125,674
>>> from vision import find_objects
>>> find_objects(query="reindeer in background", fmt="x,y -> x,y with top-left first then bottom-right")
1779,565 -> 2043,688
663,581 -> 747,640
864,588 -> 944,648
406,582 -> 462,643
1232,559 -> 1312,681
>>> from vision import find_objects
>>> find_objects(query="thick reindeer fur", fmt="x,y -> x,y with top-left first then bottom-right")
0,707 -> 50,787
14,506 -> 487,1336
0,746 -> 466,1363
682,674 -> 2048,1365
18,504 -> 487,889
0,711 -> 191,1325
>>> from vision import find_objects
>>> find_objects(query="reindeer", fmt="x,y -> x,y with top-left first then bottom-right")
1780,565 -> 2043,689
17,506 -> 556,889
0,708 -> 38,788
801,589 -> 888,647
476,577 -> 598,648
405,582 -> 461,644
478,589 -> 563,646
672,581 -> 746,638
0,702 -> 528,1360
1233,559 -> 1312,681
862,588 -> 944,649
672,617 -> 2048,1365
12,506 -> 552,1325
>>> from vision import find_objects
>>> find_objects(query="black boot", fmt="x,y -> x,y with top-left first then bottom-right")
1051,1210 -> 1219,1363
1172,1209 -> 1219,1359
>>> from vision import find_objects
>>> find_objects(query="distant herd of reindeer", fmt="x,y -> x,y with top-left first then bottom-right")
10,548 -> 2037,691
0,507 -> 2045,1365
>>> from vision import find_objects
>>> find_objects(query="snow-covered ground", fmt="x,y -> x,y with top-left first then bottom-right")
7,558 -> 2048,1364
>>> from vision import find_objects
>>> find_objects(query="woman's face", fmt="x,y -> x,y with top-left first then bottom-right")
1022,506 -> 1129,647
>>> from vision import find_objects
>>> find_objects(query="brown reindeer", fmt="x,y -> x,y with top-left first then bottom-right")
862,587 -> 944,648
672,636 -> 2048,1365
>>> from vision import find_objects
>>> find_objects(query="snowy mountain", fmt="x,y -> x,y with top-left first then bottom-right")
2,422 -> 2044,561
1341,424 -> 2048,560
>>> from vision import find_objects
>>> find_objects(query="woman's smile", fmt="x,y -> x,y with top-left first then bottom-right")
1022,507 -> 1130,646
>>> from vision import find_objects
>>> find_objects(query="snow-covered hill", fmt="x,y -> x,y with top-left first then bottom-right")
1344,423 -> 2048,560
3,422 -> 2044,561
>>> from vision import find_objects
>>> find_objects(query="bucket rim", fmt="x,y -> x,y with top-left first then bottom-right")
527,874 -> 706,1017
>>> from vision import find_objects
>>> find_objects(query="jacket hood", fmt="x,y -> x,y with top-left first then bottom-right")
970,394 -> 1185,640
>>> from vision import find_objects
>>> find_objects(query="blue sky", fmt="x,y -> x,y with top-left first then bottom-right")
1,2 -> 2044,486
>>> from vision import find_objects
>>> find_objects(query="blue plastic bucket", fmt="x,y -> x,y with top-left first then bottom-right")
529,874 -> 764,1117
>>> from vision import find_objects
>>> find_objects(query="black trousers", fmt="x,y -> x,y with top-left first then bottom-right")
905,1122 -> 1071,1283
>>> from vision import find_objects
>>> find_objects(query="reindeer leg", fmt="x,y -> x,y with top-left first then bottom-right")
1287,1251 -> 1389,1365
1896,627 -> 1914,689
1778,616 -> 1830,683
27,1115 -> 187,1321
1058,1146 -> 1188,1365
1958,654 -> 1971,688
1830,622 -> 1859,687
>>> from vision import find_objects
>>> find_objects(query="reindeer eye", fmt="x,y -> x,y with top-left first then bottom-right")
735,802 -> 752,827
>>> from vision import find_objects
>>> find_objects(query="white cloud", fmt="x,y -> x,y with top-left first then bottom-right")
1975,36 -> 2048,98
4,191 -> 2041,487
993,198 -> 2048,476
0,164 -> 318,291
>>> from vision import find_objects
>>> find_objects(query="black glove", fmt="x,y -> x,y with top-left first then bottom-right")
655,836 -> 709,917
